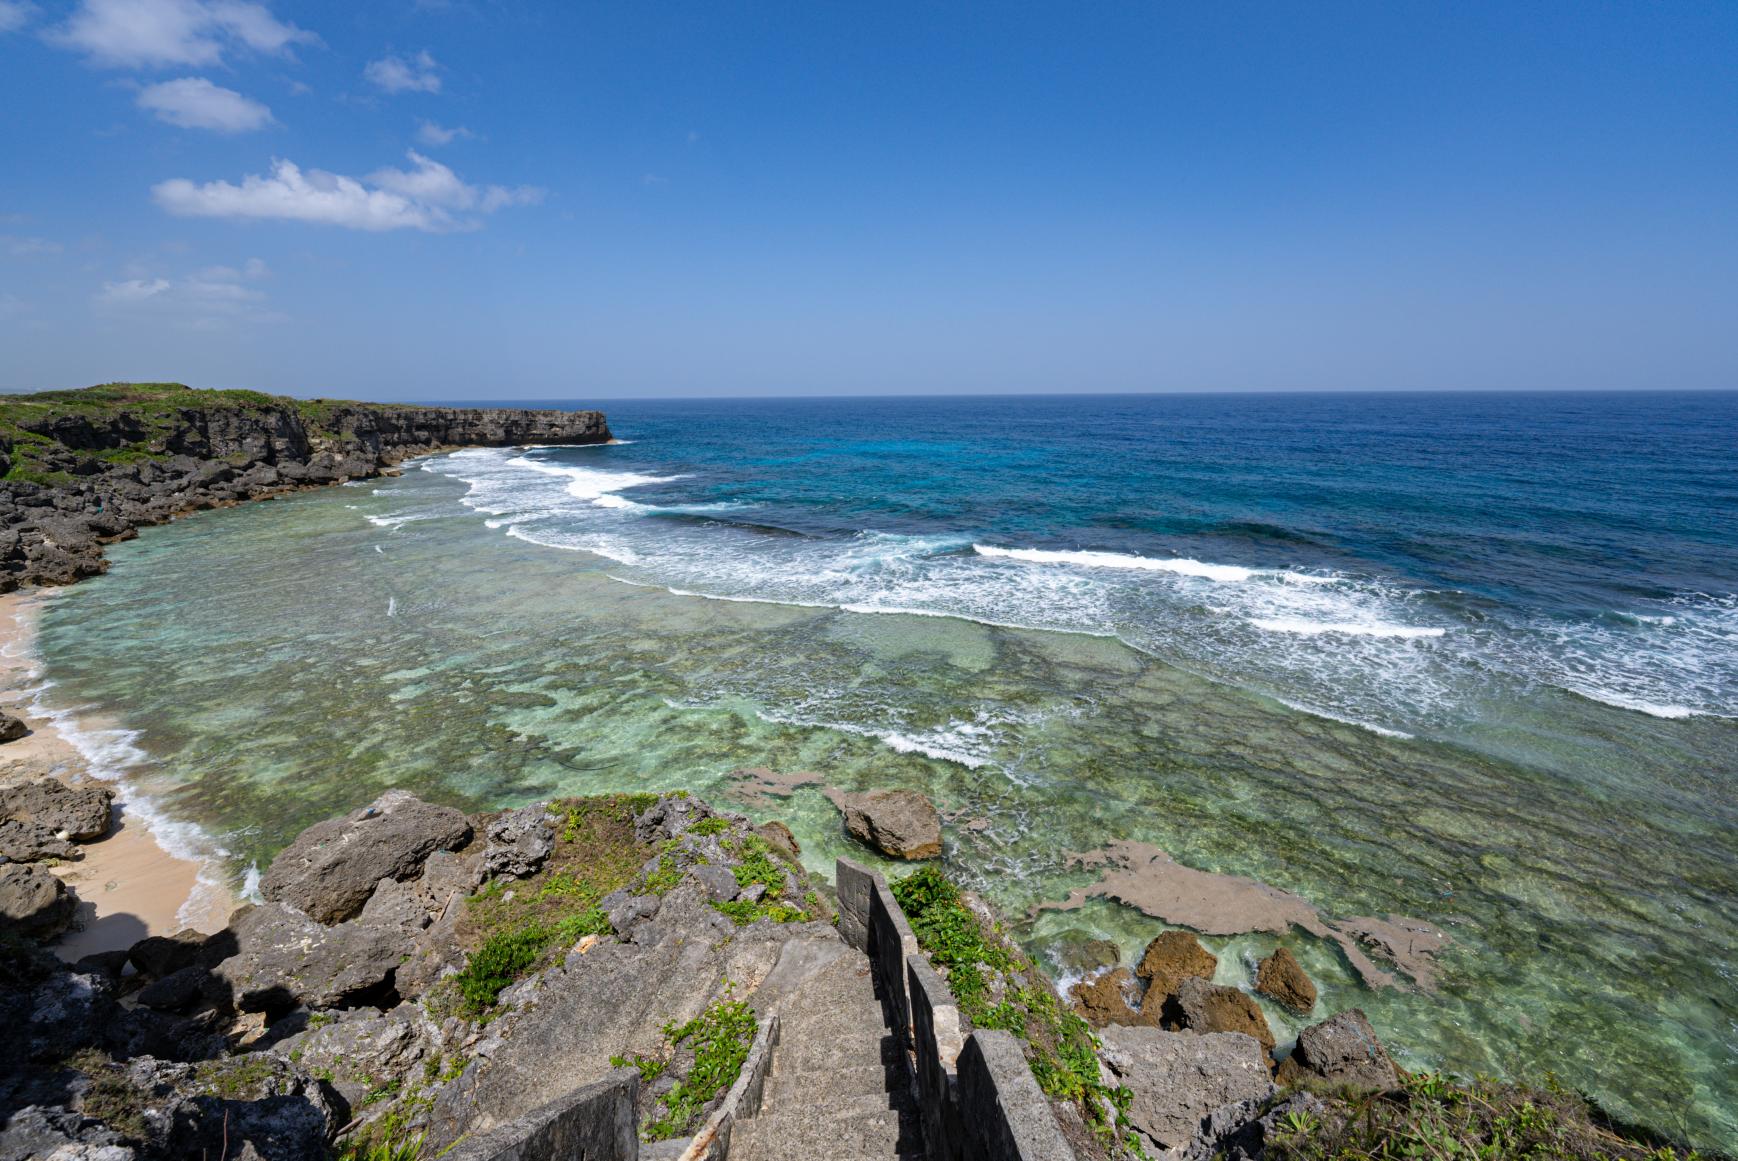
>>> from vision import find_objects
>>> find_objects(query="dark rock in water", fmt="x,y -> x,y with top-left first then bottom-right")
209,902 -> 408,1015
0,861 -> 76,938
1053,933 -> 1122,978
0,710 -> 27,742
1,778 -> 114,840
1070,967 -> 1143,1028
1096,1025 -> 1275,1154
1163,976 -> 1276,1055
1254,946 -> 1317,1014
481,804 -> 555,879
260,789 -> 472,924
828,788 -> 942,860
0,817 -> 81,861
1136,929 -> 1218,996
1275,1008 -> 1399,1090
756,820 -> 801,859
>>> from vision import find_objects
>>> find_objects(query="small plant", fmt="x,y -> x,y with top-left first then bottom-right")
641,997 -> 759,1141
609,1052 -> 669,1084
689,816 -> 731,837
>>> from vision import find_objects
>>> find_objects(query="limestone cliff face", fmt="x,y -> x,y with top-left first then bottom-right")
0,386 -> 612,592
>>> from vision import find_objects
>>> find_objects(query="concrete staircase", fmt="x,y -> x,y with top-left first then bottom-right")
729,950 -> 925,1160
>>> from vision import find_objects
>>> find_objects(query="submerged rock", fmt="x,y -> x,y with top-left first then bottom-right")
1162,976 -> 1276,1055
1097,1025 -> 1276,1154
1276,1008 -> 1399,1090
828,788 -> 942,860
1254,946 -> 1317,1014
260,790 -> 472,924
1135,929 -> 1218,995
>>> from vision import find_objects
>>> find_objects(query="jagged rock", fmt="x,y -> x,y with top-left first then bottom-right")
267,1004 -> 435,1111
1275,1008 -> 1399,1090
481,805 -> 555,879
603,891 -> 661,936
1163,976 -> 1276,1055
260,790 -> 472,924
1192,1091 -> 1329,1161
76,1054 -> 343,1161
691,864 -> 741,903
0,1106 -> 129,1161
828,788 -> 942,860
1070,967 -> 1143,1028
1135,929 -> 1218,995
633,794 -> 715,844
0,861 -> 76,937
756,820 -> 800,859
73,949 -> 132,979
45,1146 -> 137,1160
209,902 -> 408,1015
1,779 -> 114,840
136,966 -> 208,1013
1254,946 -> 1317,1014
0,710 -> 27,742
0,817 -> 81,861
1097,1025 -> 1276,1154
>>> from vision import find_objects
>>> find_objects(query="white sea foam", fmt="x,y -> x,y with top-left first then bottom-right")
756,708 -> 994,768
1251,617 -> 1445,639
974,544 -> 1255,583
364,512 -> 435,530
387,596 -> 398,617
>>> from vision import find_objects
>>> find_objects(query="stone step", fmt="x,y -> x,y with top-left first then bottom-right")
772,1029 -> 903,1075
730,1106 -> 922,1161
760,1064 -> 897,1106
763,1088 -> 907,1121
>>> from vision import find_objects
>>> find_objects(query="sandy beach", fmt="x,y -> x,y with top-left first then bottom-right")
0,591 -> 233,960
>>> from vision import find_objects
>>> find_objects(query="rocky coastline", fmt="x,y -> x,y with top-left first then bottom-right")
0,383 -> 611,591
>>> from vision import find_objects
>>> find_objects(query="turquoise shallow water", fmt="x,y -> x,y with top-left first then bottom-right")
33,393 -> 1738,1148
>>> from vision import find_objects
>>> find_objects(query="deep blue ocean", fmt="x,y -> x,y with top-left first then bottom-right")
34,389 -> 1738,1146
470,390 -> 1738,736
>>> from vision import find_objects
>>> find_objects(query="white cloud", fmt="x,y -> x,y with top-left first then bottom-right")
49,0 -> 317,68
414,119 -> 473,147
152,154 -> 543,233
137,77 -> 274,132
364,49 -> 440,94
1,234 -> 61,256
96,261 -> 279,328
0,2 -> 35,35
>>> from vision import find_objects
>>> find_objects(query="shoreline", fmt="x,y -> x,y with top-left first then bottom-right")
0,590 -> 234,959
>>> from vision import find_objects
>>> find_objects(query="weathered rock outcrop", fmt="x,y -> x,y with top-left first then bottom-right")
1254,945 -> 1317,1014
1096,1025 -> 1276,1154
1,778 -> 113,840
481,804 -> 555,879
0,384 -> 611,592
827,787 -> 942,859
259,788 -> 472,924
0,861 -> 76,937
1275,1008 -> 1400,1090
1162,975 -> 1277,1055
1135,929 -> 1217,995
210,902 -> 409,1014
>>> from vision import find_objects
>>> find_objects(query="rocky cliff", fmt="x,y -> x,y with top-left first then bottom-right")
0,383 -> 611,591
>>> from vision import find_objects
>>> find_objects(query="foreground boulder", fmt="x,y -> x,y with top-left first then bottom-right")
209,902 -> 407,1014
1097,1025 -> 1276,1154
1162,976 -> 1276,1055
260,790 -> 471,924
1,778 -> 114,840
1254,945 -> 1317,1014
0,710 -> 27,742
0,861 -> 76,938
829,788 -> 942,859
73,1054 -> 341,1161
1135,929 -> 1217,995
1276,1008 -> 1399,1090
0,817 -> 81,861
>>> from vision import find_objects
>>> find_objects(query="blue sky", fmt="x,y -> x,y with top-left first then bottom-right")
1,1 -> 1734,399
